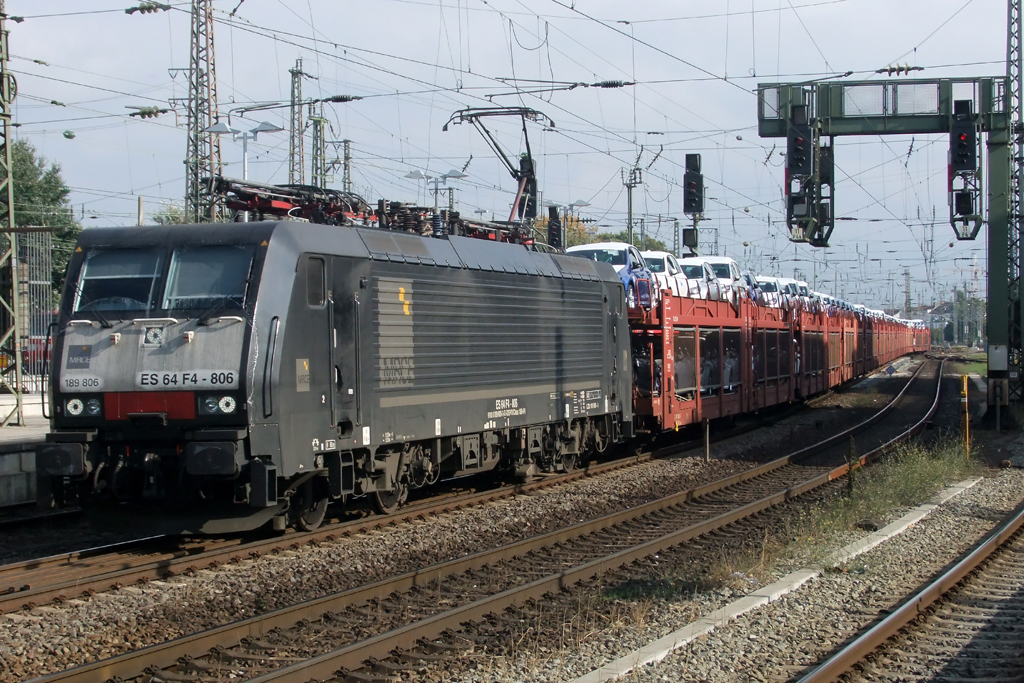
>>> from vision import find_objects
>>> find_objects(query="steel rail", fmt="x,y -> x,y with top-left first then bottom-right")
0,374 -> 856,613
795,486 -> 1024,682
0,449 -> 650,609
246,362 -> 946,683
28,360 -> 940,683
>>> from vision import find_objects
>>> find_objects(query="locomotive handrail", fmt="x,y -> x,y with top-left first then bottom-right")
205,315 -> 245,324
41,321 -> 56,420
130,317 -> 179,325
67,319 -> 101,327
262,316 -> 280,418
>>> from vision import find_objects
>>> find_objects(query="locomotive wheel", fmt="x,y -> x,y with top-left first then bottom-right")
292,479 -> 329,532
562,451 -> 578,473
373,479 -> 409,515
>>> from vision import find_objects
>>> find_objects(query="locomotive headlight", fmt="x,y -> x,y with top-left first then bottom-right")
199,395 -> 238,415
66,398 -> 84,416
85,398 -> 102,416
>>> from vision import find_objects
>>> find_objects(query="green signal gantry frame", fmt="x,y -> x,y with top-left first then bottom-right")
757,77 -> 1014,404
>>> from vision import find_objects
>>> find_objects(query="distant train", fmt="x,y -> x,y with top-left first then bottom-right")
36,221 -> 927,533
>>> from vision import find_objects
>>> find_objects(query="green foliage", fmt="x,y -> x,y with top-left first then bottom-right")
150,202 -> 188,225
791,438 -> 976,567
12,139 -> 81,298
596,230 -> 668,252
535,214 -> 597,248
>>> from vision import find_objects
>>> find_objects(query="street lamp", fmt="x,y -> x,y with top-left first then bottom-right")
204,120 -> 284,182
404,169 -> 467,211
569,199 -> 590,225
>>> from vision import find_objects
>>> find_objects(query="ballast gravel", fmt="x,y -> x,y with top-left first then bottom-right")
0,365 -> 918,682
441,468 -> 1024,683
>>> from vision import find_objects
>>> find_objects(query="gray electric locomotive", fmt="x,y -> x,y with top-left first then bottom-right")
38,221 -> 632,533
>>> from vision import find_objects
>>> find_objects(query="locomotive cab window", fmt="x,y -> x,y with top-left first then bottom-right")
73,247 -> 164,314
163,244 -> 255,312
306,257 -> 325,307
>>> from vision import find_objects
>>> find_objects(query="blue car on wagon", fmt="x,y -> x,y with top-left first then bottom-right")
566,241 -> 657,309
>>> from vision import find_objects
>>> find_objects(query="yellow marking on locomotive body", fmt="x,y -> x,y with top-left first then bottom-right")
399,287 -> 411,315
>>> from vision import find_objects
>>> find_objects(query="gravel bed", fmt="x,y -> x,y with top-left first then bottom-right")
634,470 -> 1024,683
439,469 -> 1024,683
0,363 -> 920,682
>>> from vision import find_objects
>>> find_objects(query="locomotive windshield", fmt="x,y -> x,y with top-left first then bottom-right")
71,244 -> 256,317
163,245 -> 254,311
73,248 -> 165,314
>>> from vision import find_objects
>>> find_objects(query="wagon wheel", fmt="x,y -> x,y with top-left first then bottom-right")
372,478 -> 409,515
291,479 -> 329,532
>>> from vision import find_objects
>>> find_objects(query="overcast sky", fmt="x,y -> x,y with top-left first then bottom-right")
8,0 -> 1006,311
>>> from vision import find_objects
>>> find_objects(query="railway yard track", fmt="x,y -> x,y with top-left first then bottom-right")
0,362 -> 919,618
796,498 -> 1024,683
10,359 -> 943,683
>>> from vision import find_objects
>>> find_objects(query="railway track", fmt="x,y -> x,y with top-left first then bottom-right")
0,362 -> 917,615
794,487 -> 1024,683
28,359 -> 942,683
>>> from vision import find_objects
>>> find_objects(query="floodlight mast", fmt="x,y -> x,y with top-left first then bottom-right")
444,107 -> 554,223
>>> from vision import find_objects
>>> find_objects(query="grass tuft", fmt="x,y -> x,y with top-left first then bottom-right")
777,437 -> 978,568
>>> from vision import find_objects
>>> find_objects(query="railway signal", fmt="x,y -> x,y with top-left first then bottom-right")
954,190 -> 974,217
949,115 -> 977,173
786,106 -> 814,177
683,154 -> 703,215
946,100 -> 982,241
547,205 -> 563,250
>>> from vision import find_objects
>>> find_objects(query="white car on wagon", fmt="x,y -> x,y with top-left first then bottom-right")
702,256 -> 743,305
677,257 -> 723,301
640,250 -> 688,297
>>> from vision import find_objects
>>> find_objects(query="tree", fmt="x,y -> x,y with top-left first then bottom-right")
12,139 -> 81,298
151,201 -> 188,225
534,214 -> 598,247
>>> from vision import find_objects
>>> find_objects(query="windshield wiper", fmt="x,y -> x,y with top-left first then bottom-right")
77,300 -> 113,329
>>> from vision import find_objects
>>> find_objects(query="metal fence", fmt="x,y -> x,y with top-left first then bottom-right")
18,230 -> 52,394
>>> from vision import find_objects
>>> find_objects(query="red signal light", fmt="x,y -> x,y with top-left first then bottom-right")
958,133 -> 968,142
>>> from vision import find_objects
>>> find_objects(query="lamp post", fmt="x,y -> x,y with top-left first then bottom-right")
204,120 -> 284,221
205,120 -> 284,181
404,169 -> 467,211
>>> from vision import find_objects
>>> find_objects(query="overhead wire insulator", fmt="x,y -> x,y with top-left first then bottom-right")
127,106 -> 169,119
125,2 -> 171,15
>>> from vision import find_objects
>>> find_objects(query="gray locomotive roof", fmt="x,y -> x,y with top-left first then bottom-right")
350,226 -> 618,285
76,221 -> 618,285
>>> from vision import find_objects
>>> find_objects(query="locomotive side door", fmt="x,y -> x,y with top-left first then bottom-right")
281,255 -> 335,475
330,256 -> 360,437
